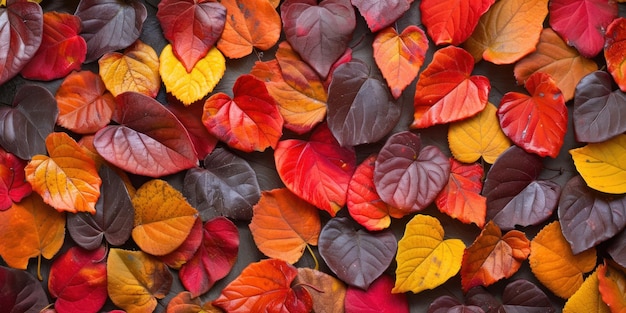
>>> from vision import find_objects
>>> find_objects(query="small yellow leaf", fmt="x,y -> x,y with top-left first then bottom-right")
563,267 -> 611,313
570,134 -> 626,194
448,102 -> 511,164
393,214 -> 465,294
99,40 -> 161,98
159,44 -> 225,105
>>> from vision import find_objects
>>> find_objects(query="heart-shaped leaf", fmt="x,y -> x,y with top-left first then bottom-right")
351,0 -> 412,32
0,265 -> 48,313
435,158 -> 486,228
605,17 -> 626,92
0,147 -> 31,210
420,0 -> 494,46
491,179 -> 560,230
318,217 -> 397,289
294,268 -> 346,313
345,275 -> 409,313
0,0 -> 42,85
563,268 -> 610,313
327,59 -> 400,146
166,98 -> 218,160
597,261 -> 626,311
393,214 -> 465,294
570,134 -> 626,194
466,279 -> 555,312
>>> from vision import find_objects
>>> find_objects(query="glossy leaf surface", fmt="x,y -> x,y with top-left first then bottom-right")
344,275 -> 409,313
351,0 -> 412,32
605,17 -> 626,92
420,0 -> 494,46
435,158 -> 486,227
0,0 -> 42,85
98,40 -> 160,98
570,134 -> 626,194
0,147 -> 31,210
0,265 -> 48,313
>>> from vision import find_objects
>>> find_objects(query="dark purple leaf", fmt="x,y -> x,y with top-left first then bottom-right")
0,0 -> 43,85
351,0 -> 412,32
466,286 -> 500,313
428,296 -> 462,313
318,217 -> 397,289
75,0 -> 147,62
574,71 -> 626,143
183,147 -> 261,221
374,131 -> 450,213
0,265 -> 48,313
280,0 -> 355,78
67,165 -> 134,250
0,84 -> 57,160
491,180 -> 560,230
558,175 -> 626,254
327,59 -> 401,147
500,280 -> 555,313
608,228 -> 626,268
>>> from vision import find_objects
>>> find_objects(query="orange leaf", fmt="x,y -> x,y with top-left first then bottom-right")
372,25 -> 428,99
605,17 -> 626,92
98,40 -> 161,98
461,221 -> 530,292
294,267 -> 346,313
55,70 -> 115,134
25,132 -> 101,214
464,0 -> 548,64
131,179 -> 199,256
529,221 -> 597,298
514,28 -> 598,101
564,267 -> 611,313
249,188 -> 321,264
598,261 -> 626,313
435,158 -> 486,227
216,0 -> 281,58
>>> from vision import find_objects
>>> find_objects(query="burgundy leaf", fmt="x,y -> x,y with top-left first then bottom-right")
0,265 -> 48,313
166,96 -> 218,160
500,280 -> 555,312
491,180 -> 560,230
428,296 -> 463,313
351,0 -> 412,32
0,147 -> 31,210
608,229 -> 626,268
465,287 -> 501,313
345,275 -> 409,313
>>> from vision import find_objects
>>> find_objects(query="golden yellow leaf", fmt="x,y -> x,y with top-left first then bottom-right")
131,179 -> 198,256
99,40 -> 161,98
159,44 -> 225,105
464,0 -> 548,64
393,214 -> 465,294
563,267 -> 611,313
570,134 -> 626,194
448,102 -> 511,164
529,221 -> 597,299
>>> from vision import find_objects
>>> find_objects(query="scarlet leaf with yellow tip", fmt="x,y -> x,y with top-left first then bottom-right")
217,0 -> 281,59
463,0 -> 548,64
131,179 -> 199,256
420,0 -> 494,46
570,134 -> 626,194
529,221 -> 597,299
372,25 -> 428,99
249,188 -> 320,264
55,70 -> 116,134
597,261 -> 626,312
435,158 -> 486,228
0,146 -> 31,210
563,267 -> 611,313
411,45 -> 490,129
98,40 -> 161,98
159,44 -> 225,105
25,132 -> 101,214
605,18 -> 626,92
460,221 -> 530,292
393,214 -> 465,294
107,249 -> 172,313
294,268 -> 346,313
448,102 -> 511,164
514,28 -> 598,102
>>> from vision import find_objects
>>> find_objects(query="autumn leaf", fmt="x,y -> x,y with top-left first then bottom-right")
166,97 -> 218,160
166,291 -> 222,313
217,0 -> 281,59
294,268 -> 346,313
609,230 -> 626,269
352,0 -> 412,33
372,25 -> 428,99
448,102 -> 511,164
464,0 -> 548,64
0,147 -> 31,210
249,188 -> 320,264
597,261 -> 626,312
605,17 -> 626,92
420,0 -> 494,46
345,275 -> 409,313
0,0 -> 42,85
25,132 -> 101,214
0,265 -> 49,313
393,214 -> 465,294
563,267 -> 611,313
159,218 -> 203,269
411,45 -> 490,129
570,134 -> 626,194
435,158 -> 486,227
466,279 -> 556,312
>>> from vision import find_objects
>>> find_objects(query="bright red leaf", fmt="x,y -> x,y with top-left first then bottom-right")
435,158 -> 486,228
0,147 -> 31,211
344,275 -> 409,313
351,0 -> 413,33
411,45 -> 490,129
497,72 -> 567,158
605,17 -> 626,92
597,260 -> 626,311
0,0 -> 42,85
420,0 -> 494,46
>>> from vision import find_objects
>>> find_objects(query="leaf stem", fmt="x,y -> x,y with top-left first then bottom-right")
306,244 -> 319,271
37,254 -> 42,281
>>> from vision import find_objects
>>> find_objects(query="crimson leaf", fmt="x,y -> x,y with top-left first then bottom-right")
0,265 -> 48,313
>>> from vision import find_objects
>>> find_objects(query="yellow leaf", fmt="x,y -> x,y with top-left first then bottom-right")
25,132 -> 102,214
464,0 -> 548,64
529,221 -> 597,299
448,102 -> 511,164
131,179 -> 198,256
393,214 -> 465,294
99,40 -> 161,98
159,44 -> 225,105
564,267 -> 611,313
570,134 -> 626,194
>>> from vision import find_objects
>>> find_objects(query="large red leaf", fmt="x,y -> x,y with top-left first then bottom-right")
411,45 -> 490,129
202,74 -> 283,152
497,72 -> 567,158
0,0 -> 42,85
280,0 -> 355,78
157,0 -> 225,72
274,124 -> 356,216
604,17 -> 626,92
344,275 -> 409,313
435,158 -> 486,228
0,147 -> 31,211
420,0 -> 494,46
351,0 -> 413,33
20,11 -> 86,81
549,0 -> 617,58
93,92 -> 197,177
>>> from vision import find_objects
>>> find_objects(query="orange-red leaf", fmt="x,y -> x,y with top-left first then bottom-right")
420,0 -> 494,46
605,17 -> 626,92
0,147 -> 31,210
435,158 -> 486,227
597,261 -> 626,312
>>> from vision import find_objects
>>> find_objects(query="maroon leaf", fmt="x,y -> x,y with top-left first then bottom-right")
345,275 -> 409,313
0,265 -> 48,313
166,96 -> 218,160
608,229 -> 626,268
0,147 -> 31,210
326,59 -> 401,147
465,287 -> 500,313
0,0 -> 43,85
500,280 -> 555,312
428,296 -> 485,313
491,180 -> 560,230
0,84 -> 58,160
281,0 -> 356,78
558,175 -> 626,254
75,0 -> 147,62
374,131 -> 450,213
351,0 -> 412,32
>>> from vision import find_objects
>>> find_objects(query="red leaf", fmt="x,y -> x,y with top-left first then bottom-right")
202,74 -> 283,152
420,0 -> 494,46
159,217 -> 203,269
351,0 -> 413,33
411,46 -> 490,129
344,275 -> 409,313
274,124 -> 356,216
0,147 -> 31,211
0,0 -> 42,85
605,17 -> 626,92
166,96 -> 218,160
157,0 -> 225,72
21,11 -> 86,81
435,158 -> 486,228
